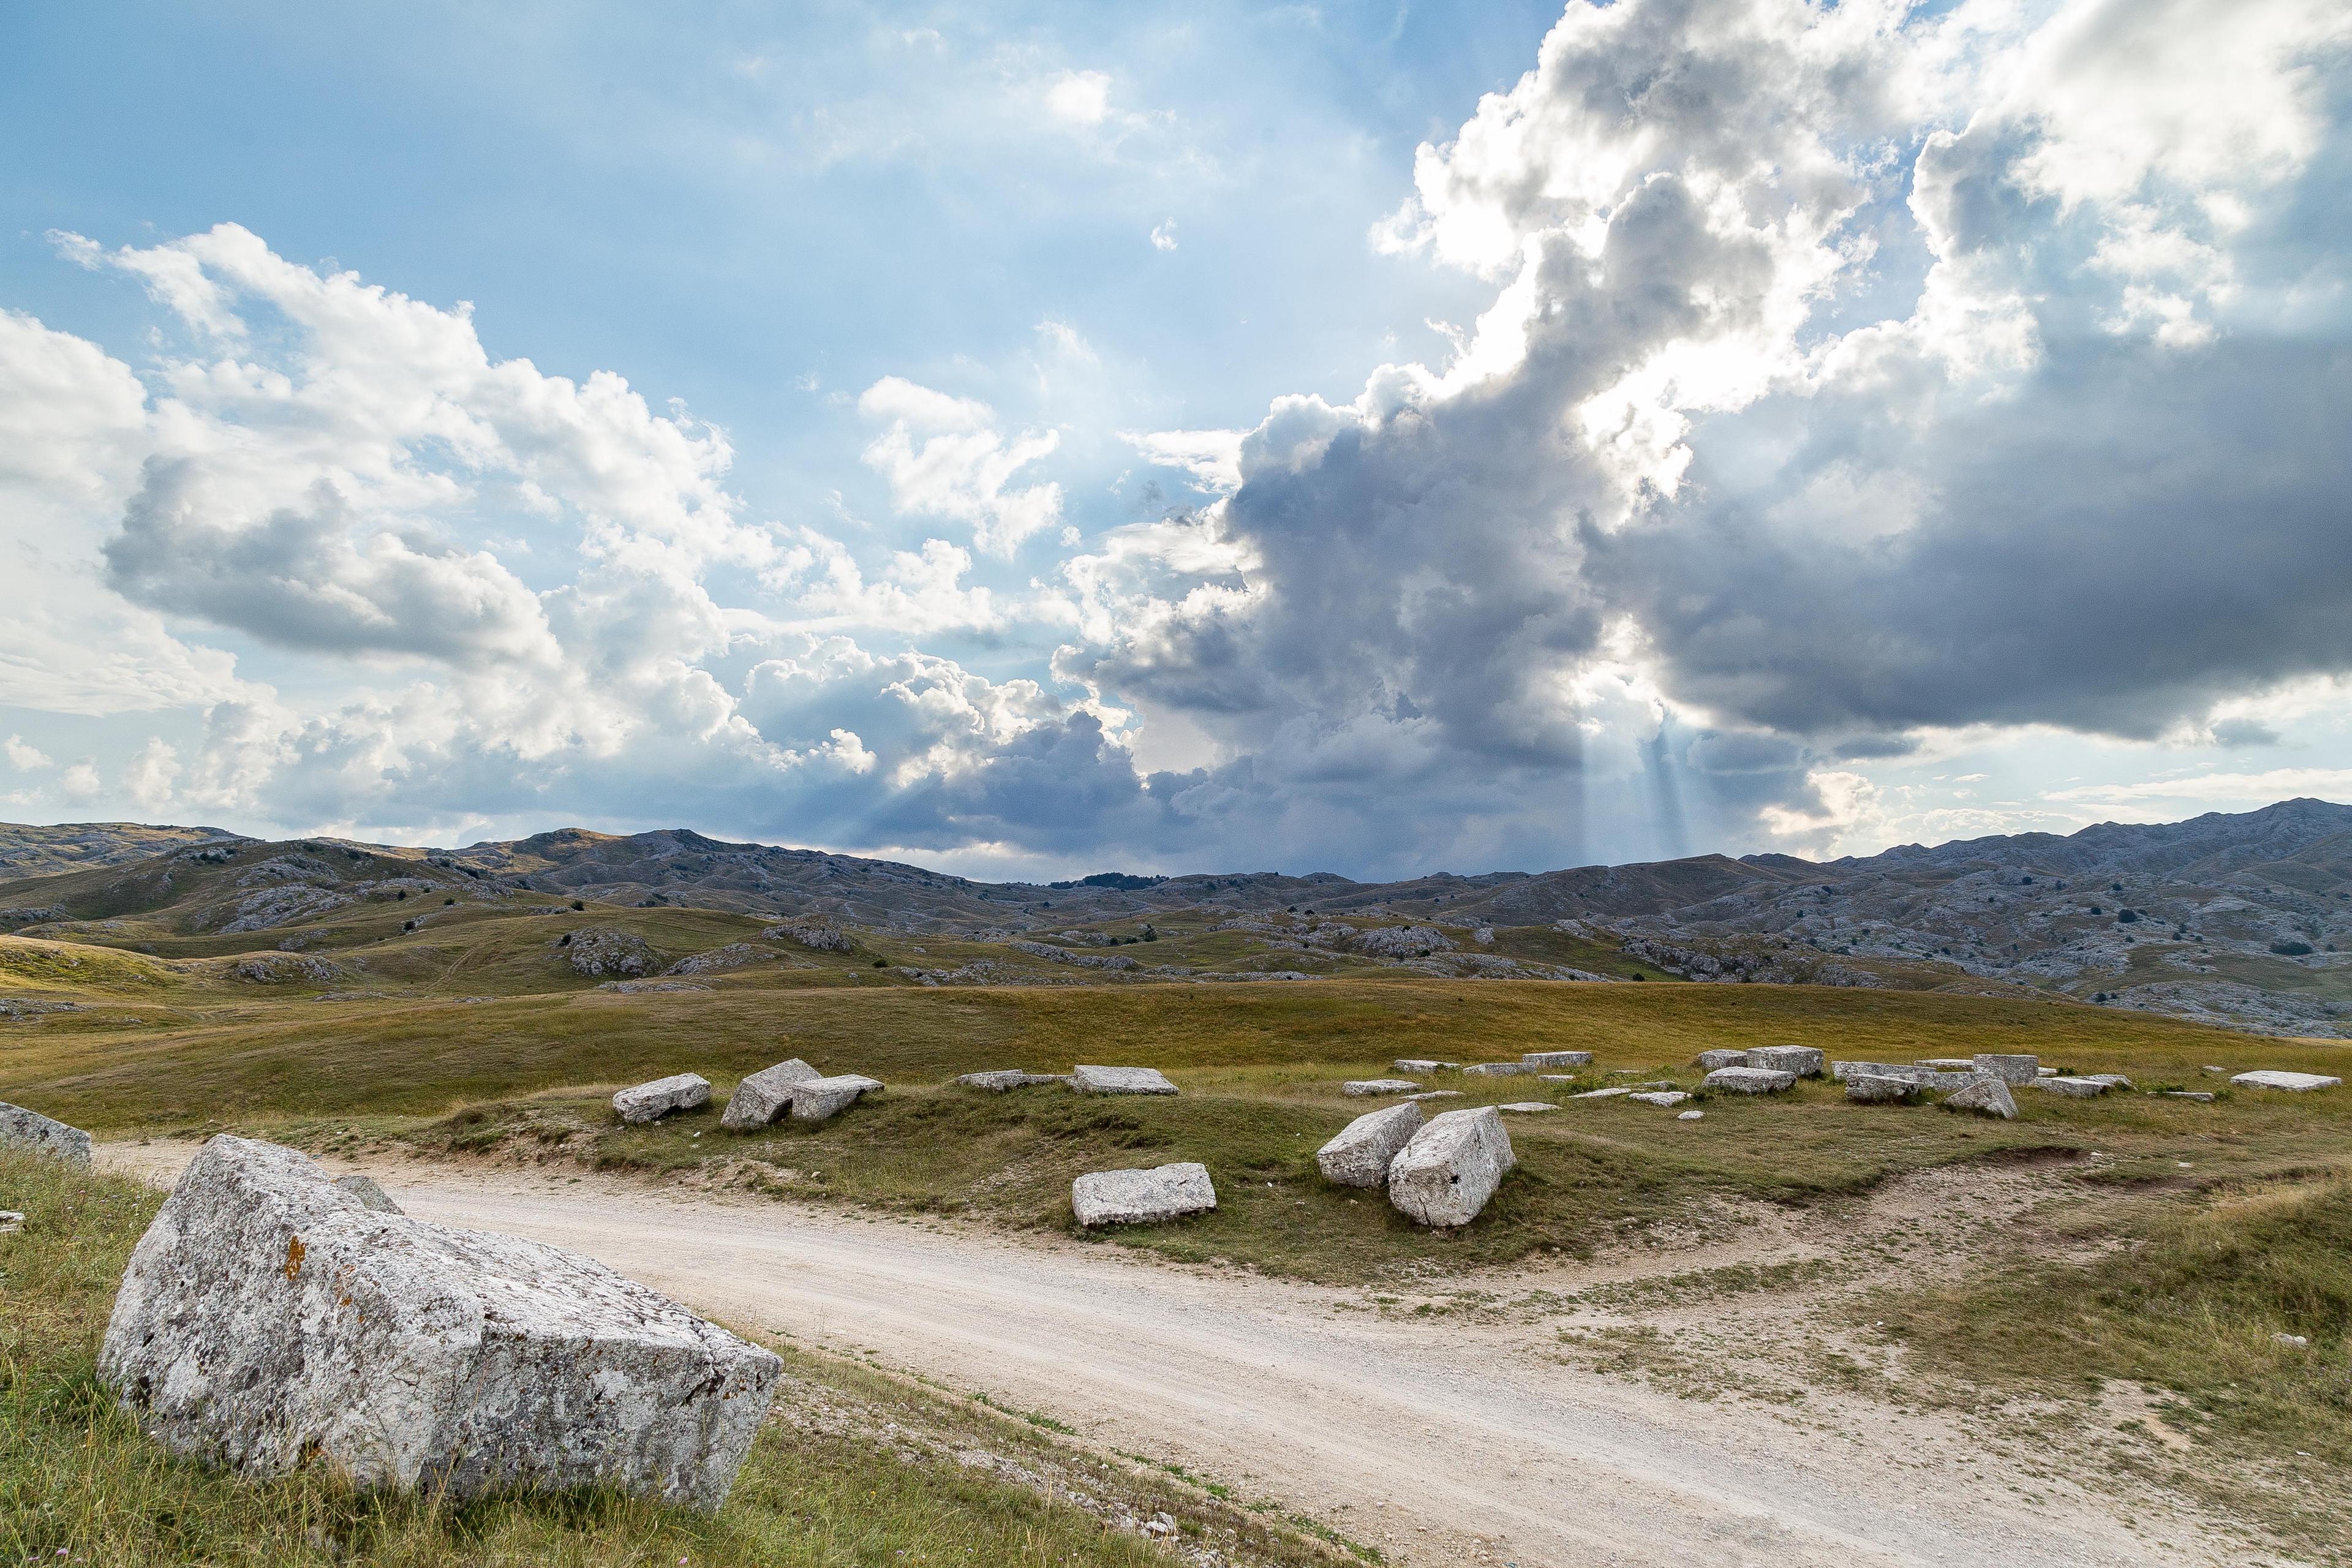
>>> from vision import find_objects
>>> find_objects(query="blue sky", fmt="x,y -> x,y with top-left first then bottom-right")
4,0 -> 2350,878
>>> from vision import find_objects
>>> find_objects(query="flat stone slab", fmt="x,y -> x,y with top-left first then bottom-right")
2084,1073 -> 2134,1089
954,1069 -> 1058,1092
1677,1109 -> 1705,1121
1627,1091 -> 1689,1107
2231,1070 -> 2342,1092
0,1101 -> 91,1164
1747,1046 -> 1825,1078
1972,1054 -> 2041,1085
1071,1065 -> 1179,1095
1392,1059 -> 1457,1073
2158,1090 -> 2216,1102
1403,1090 -> 1464,1102
1845,1073 -> 1919,1105
1520,1051 -> 1593,1068
790,1074 -> 883,1123
100,1136 -> 778,1509
2036,1076 -> 2111,1098
1344,1079 -> 1421,1096
1917,1058 -> 1977,1070
1496,1101 -> 1558,1113
333,1175 -> 402,1214
722,1058 -> 823,1130
1943,1077 -> 2019,1119
1831,1061 -> 1985,1091
1072,1162 -> 1216,1227
1461,1061 -> 1537,1077
1694,1049 -> 1749,1071
612,1073 -> 710,1125
1316,1104 -> 1423,1187
1701,1066 -> 1796,1095
1388,1107 -> 1514,1228
1572,1086 -> 1634,1099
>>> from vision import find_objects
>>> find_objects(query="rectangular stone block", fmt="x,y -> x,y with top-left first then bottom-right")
1746,1046 -> 1824,1077
1071,1065 -> 1180,1095
2230,1070 -> 2342,1091
1520,1051 -> 1593,1068
612,1073 -> 710,1125
721,1058 -> 822,1130
1387,1107 -> 1513,1227
1970,1054 -> 2040,1085
1316,1104 -> 1422,1186
1072,1163 -> 1216,1226
1694,1049 -> 1749,1071
0,1101 -> 91,1164
789,1074 -> 883,1123
1701,1066 -> 1796,1094
1344,1079 -> 1420,1096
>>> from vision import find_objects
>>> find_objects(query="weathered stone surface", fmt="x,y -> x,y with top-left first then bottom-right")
720,1059 -> 822,1130
100,1137 -> 778,1510
1071,1162 -> 1216,1226
2035,1076 -> 2110,1098
333,1175 -> 401,1213
1496,1101 -> 1558,1113
0,1210 -> 22,1234
2230,1070 -> 2342,1092
1746,1046 -> 1825,1078
1943,1077 -> 2018,1118
1343,1079 -> 1421,1096
1461,1061 -> 1537,1077
1316,1104 -> 1423,1187
1845,1072 -> 1919,1105
1694,1049 -> 1749,1071
789,1074 -> 883,1123
565,928 -> 658,979
1831,1061 -> 1985,1091
954,1069 -> 1058,1092
1520,1051 -> 1593,1068
1917,1057 -> 1977,1070
1392,1059 -> 1458,1073
1388,1107 -> 1514,1227
0,1101 -> 91,1164
612,1073 -> 710,1125
1701,1066 -> 1797,1095
1071,1065 -> 1180,1096
2158,1090 -> 2216,1102
1572,1086 -> 1634,1099
1971,1054 -> 2041,1085
1627,1091 -> 1689,1107
2084,1073 -> 2135,1089
1403,1090 -> 1464,1103
1677,1109 -> 1705,1121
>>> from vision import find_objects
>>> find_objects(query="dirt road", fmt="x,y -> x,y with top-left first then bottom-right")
97,1144 -> 2233,1568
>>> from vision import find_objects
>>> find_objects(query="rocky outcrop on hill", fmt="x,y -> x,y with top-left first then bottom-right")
563,929 -> 656,978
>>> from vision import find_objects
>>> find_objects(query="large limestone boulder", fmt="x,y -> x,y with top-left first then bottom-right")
1746,1046 -> 1825,1078
1700,1066 -> 1796,1095
1387,1107 -> 1515,1228
1943,1077 -> 2019,1119
1316,1103 -> 1423,1187
1071,1065 -> 1179,1095
790,1074 -> 883,1123
1520,1050 -> 1593,1068
1071,1162 -> 1217,1227
0,1101 -> 91,1164
2231,1069 -> 2343,1092
1845,1073 -> 1919,1105
100,1137 -> 778,1510
1343,1079 -> 1420,1096
721,1058 -> 821,1131
613,1072 -> 710,1125
1971,1054 -> 2040,1085
1694,1049 -> 1749,1071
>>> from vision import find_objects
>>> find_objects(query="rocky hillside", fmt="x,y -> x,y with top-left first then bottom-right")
3,799 -> 2346,1035
0,821 -> 245,880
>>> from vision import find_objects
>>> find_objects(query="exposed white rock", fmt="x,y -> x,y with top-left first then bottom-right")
1701,1066 -> 1797,1095
720,1059 -> 823,1130
1316,1103 -> 1423,1187
2231,1070 -> 2342,1092
1403,1090 -> 1465,1103
1831,1061 -> 1986,1091
2036,1076 -> 2111,1098
100,1136 -> 778,1510
1071,1162 -> 1216,1226
1392,1058 -> 1455,1073
1971,1054 -> 2041,1085
1496,1101 -> 1558,1113
1071,1065 -> 1180,1095
2158,1090 -> 2216,1102
1694,1049 -> 1749,1071
1943,1078 -> 2019,1118
0,1101 -> 91,1164
1677,1109 -> 1705,1121
0,1210 -> 22,1233
790,1074 -> 884,1123
333,1175 -> 401,1214
2084,1073 -> 2135,1089
1572,1087 -> 1634,1099
1461,1061 -> 1537,1077
1627,1091 -> 1689,1107
955,1069 -> 1058,1092
1387,1107 -> 1514,1227
565,928 -> 658,979
1917,1058 -> 1977,1070
1845,1073 -> 1918,1105
1344,1079 -> 1421,1096
612,1073 -> 710,1125
1746,1046 -> 1825,1078
1520,1051 -> 1593,1068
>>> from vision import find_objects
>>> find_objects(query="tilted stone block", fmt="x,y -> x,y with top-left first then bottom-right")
1316,1103 -> 1423,1187
1387,1107 -> 1514,1227
789,1074 -> 883,1123
1942,1077 -> 2019,1119
100,1137 -> 778,1510
612,1073 -> 710,1125
333,1175 -> 402,1213
0,1101 -> 91,1164
721,1059 -> 821,1130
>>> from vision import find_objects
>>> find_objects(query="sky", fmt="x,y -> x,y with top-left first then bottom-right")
2,0 -> 2349,881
